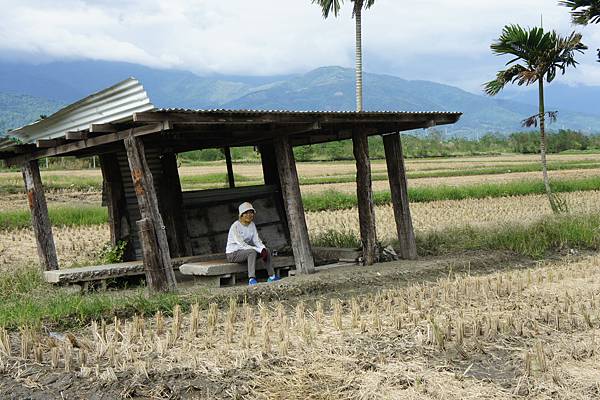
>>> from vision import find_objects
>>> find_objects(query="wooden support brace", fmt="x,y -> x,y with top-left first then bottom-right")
383,133 -> 417,259
36,139 -> 66,148
274,135 -> 315,274
352,130 -> 378,265
66,131 -> 89,140
124,134 -> 177,293
90,123 -> 118,133
21,160 -> 59,271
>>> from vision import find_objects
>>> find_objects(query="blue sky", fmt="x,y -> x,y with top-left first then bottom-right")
0,0 -> 599,93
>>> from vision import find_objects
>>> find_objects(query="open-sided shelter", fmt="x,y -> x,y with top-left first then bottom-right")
0,78 -> 461,291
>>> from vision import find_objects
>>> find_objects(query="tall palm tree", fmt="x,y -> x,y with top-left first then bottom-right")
560,0 -> 600,60
484,25 -> 587,213
312,0 -> 375,111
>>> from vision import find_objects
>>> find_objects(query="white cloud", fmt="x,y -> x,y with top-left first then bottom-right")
0,0 -> 598,90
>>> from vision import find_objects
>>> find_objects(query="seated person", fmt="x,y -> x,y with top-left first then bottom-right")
226,202 -> 280,286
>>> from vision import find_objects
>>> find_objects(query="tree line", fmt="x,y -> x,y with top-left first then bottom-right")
177,129 -> 600,163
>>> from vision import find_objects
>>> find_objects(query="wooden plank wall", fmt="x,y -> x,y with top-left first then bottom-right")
182,186 -> 288,255
115,148 -> 288,258
117,147 -> 163,260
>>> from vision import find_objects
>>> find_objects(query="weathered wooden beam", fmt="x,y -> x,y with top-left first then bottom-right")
158,152 -> 192,258
89,123 -> 118,133
352,130 -> 378,266
36,138 -> 66,148
223,147 -> 235,189
259,142 -> 290,243
99,153 -> 135,261
134,110 -> 461,125
383,133 -> 417,260
21,160 -> 58,271
66,131 -> 89,140
5,122 -> 172,167
124,134 -> 177,293
274,135 -> 315,275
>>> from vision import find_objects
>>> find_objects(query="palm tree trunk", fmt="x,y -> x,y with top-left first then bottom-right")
355,4 -> 363,112
538,79 -> 557,212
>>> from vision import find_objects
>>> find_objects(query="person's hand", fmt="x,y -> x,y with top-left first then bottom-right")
260,248 -> 268,262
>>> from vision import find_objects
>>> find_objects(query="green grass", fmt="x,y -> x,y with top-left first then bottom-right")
310,213 -> 600,259
2,176 -> 600,228
2,212 -> 599,330
302,176 -> 600,212
179,173 -> 256,186
1,160 -> 597,192
0,206 -> 108,230
414,213 -> 600,259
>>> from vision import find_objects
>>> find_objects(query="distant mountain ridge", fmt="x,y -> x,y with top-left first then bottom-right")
0,60 -> 599,138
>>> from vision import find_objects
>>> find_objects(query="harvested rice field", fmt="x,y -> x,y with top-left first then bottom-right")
1,190 -> 598,270
1,153 -> 600,399
307,190 -> 600,242
300,168 -> 600,194
2,253 -> 600,398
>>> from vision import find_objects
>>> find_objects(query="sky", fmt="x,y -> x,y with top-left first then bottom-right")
0,0 -> 599,93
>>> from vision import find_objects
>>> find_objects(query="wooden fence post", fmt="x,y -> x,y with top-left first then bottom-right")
383,133 -> 417,259
274,136 -> 315,274
21,160 -> 58,271
124,134 -> 177,292
352,130 -> 377,265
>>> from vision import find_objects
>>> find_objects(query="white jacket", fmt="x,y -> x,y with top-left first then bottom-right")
225,221 -> 266,254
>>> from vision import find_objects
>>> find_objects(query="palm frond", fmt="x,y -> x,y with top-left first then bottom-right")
485,24 -> 586,90
483,64 -> 531,95
560,0 -> 600,25
312,0 -> 342,18
521,111 -> 559,128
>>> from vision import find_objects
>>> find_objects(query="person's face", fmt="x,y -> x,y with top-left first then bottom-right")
240,210 -> 255,224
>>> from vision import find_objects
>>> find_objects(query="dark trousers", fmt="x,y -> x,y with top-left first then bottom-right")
226,248 -> 274,278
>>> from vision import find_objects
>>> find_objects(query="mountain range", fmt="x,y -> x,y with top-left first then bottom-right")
0,60 -> 598,138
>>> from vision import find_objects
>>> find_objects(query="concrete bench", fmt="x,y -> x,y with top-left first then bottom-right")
179,255 -> 295,287
43,255 -> 224,288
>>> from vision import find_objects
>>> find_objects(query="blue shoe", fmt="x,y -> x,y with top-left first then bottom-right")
267,275 -> 280,283
248,278 -> 258,286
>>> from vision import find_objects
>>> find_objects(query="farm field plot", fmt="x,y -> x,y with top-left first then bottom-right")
2,253 -> 600,398
300,168 -> 600,194
2,190 -> 598,270
307,190 -> 600,242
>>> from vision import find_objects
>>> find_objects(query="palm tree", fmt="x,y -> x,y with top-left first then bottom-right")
560,0 -> 600,61
484,25 -> 587,213
312,0 -> 375,112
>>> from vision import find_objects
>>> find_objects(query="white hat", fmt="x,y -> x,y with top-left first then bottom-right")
238,202 -> 255,217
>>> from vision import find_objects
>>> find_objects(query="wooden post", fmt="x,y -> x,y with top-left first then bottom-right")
99,153 -> 135,261
124,135 -> 177,292
159,152 -> 192,258
259,142 -> 290,241
384,133 -> 417,259
352,130 -> 377,265
273,136 -> 315,274
223,147 -> 235,188
136,218 -> 172,292
21,160 -> 58,271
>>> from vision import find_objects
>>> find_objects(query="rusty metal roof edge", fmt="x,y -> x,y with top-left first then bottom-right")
150,108 -> 462,115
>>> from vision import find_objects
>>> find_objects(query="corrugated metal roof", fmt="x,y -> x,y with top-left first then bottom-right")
6,77 -> 154,145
